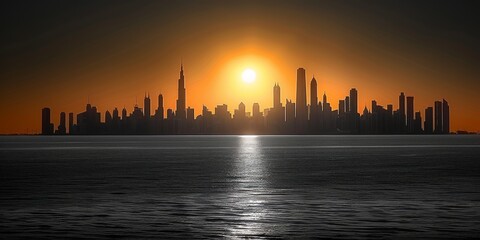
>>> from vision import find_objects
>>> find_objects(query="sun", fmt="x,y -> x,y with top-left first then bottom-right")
242,68 -> 256,84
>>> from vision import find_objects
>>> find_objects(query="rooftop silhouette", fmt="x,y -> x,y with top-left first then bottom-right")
42,64 -> 450,135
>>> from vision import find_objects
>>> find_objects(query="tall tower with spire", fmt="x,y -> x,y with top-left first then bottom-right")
176,62 -> 186,120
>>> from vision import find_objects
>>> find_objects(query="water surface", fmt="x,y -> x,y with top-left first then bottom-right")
1,135 -> 479,238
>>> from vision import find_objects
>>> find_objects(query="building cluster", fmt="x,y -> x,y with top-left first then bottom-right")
42,64 -> 450,135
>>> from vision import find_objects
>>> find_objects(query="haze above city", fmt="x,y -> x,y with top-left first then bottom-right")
1,0 -> 479,134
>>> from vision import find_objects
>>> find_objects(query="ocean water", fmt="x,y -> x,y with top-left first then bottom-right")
1,135 -> 479,239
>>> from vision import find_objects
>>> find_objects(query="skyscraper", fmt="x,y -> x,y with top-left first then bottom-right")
122,107 -> 127,120
252,103 -> 260,118
323,92 -> 327,112
144,93 -> 151,118
113,108 -> 119,120
238,102 -> 246,118
424,107 -> 433,134
310,76 -> 317,120
434,101 -> 442,134
157,94 -> 164,120
58,112 -> 66,135
187,107 -> 194,121
105,111 -> 112,124
176,63 -> 186,120
339,100 -> 345,115
273,83 -> 281,109
407,96 -> 414,133
42,107 -> 53,135
68,112 -> 74,134
414,111 -> 422,133
285,99 -> 295,133
270,83 -> 284,132
296,68 -> 307,131
399,92 -> 406,128
310,76 -> 317,108
345,96 -> 350,113
349,88 -> 358,114
186,106 -> 195,134
442,99 -> 450,134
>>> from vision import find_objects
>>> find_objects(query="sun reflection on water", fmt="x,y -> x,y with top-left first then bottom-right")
226,135 -> 274,237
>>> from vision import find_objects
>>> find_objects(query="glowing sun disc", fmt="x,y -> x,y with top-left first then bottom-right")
242,68 -> 256,83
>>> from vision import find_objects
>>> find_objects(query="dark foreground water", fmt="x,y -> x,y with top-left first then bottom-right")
1,135 -> 479,239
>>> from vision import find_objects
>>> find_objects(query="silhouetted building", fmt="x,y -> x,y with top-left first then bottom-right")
296,68 -> 307,132
113,108 -> 119,120
434,101 -> 442,134
442,99 -> 450,134
322,92 -> 327,114
76,104 -> 101,134
68,112 -> 74,134
268,83 -> 285,133
360,106 -> 371,133
285,99 -> 295,133
187,107 -> 194,121
252,103 -> 261,118
233,102 -> 247,133
153,94 -> 164,134
214,104 -> 230,133
56,112 -> 66,135
349,88 -> 358,114
105,110 -> 112,132
176,63 -> 186,120
199,105 -> 213,134
337,99 -> 347,131
234,102 -> 246,119
414,111 -> 422,133
273,83 -> 281,109
41,66 -> 451,135
339,100 -> 345,115
399,92 -> 406,131
144,93 -> 151,118
41,107 -> 54,135
372,100 -> 377,114
386,104 -> 394,133
321,92 -> 336,133
167,109 -> 174,119
122,107 -> 127,120
186,107 -> 195,133
129,104 -> 145,134
310,76 -> 318,119
424,107 -> 433,134
349,88 -> 359,133
251,102 -> 263,133
111,108 -> 120,134
156,94 -> 164,119
407,96 -> 414,133
345,96 -> 350,113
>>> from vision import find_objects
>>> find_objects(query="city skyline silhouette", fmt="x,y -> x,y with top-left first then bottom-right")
1,1 -> 479,134
41,63 -> 452,135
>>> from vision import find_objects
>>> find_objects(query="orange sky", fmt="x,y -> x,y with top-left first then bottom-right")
1,1 -> 479,134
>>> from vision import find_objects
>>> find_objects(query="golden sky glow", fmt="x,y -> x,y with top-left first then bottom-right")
0,1 -> 479,134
